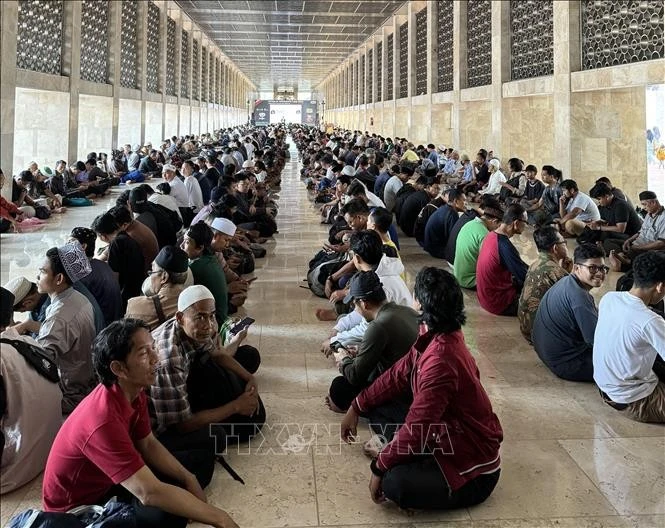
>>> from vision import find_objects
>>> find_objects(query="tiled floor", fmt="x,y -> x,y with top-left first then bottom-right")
1,143 -> 664,528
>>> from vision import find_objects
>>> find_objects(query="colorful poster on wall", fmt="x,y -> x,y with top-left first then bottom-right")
252,100 -> 319,126
646,85 -> 665,199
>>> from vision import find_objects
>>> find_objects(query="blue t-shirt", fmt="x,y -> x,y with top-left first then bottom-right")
423,204 -> 459,259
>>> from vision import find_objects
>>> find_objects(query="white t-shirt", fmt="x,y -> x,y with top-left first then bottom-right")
593,292 -> 665,404
566,191 -> 601,222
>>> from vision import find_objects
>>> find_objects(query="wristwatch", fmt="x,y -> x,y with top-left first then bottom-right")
370,458 -> 385,477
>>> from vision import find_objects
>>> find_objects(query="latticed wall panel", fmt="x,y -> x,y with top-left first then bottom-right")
466,0 -> 492,87
146,2 -> 160,93
581,0 -> 664,70
192,39 -> 199,100
17,0 -> 64,75
120,0 -> 139,88
368,49 -> 374,103
208,51 -> 214,103
398,22 -> 409,98
80,0 -> 109,83
201,46 -> 208,101
360,55 -> 365,104
415,8 -> 428,95
166,17 -> 177,95
437,0 -> 453,92
386,34 -> 394,100
376,42 -> 383,102
181,29 -> 189,98
216,58 -> 222,104
510,0 -> 553,80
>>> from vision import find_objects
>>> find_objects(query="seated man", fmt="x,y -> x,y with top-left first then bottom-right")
398,175 -> 439,237
108,203 -> 160,274
41,318 -> 239,528
92,212 -> 145,309
125,246 -> 190,330
340,267 -> 502,511
453,205 -> 503,289
526,165 -> 562,226
414,187 -> 449,246
383,164 -> 412,213
326,271 -> 419,413
1,287 -> 62,494
150,285 -> 264,453
607,191 -> 665,271
532,244 -> 607,382
323,230 -> 412,349
556,179 -> 601,236
585,183 -> 642,252
70,227 -> 123,326
129,186 -> 182,248
36,243 -> 97,413
423,189 -> 467,260
517,226 -> 572,344
444,196 -> 503,264
594,251 -> 665,423
476,204 -> 529,315
209,217 -> 250,314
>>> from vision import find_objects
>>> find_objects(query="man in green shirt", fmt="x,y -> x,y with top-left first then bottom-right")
517,226 -> 572,344
453,208 -> 502,288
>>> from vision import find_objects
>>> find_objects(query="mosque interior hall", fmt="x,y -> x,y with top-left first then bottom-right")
1,1 -> 665,527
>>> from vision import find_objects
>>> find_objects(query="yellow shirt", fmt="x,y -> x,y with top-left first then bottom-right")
400,149 -> 419,162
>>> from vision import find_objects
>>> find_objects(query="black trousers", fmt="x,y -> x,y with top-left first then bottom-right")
367,400 -> 500,510
328,375 -> 366,411
106,431 -> 215,528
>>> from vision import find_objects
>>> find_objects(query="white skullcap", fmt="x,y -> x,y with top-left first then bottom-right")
342,165 -> 355,176
162,164 -> 176,173
438,144 -> 446,151
211,217 -> 237,237
488,158 -> 501,170
3,277 -> 32,306
177,285 -> 214,312
132,144 -> 141,152
242,160 -> 255,169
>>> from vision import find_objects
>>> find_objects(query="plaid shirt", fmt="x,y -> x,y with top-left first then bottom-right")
148,318 -> 218,433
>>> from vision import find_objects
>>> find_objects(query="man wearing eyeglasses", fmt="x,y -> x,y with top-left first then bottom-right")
532,243 -> 608,382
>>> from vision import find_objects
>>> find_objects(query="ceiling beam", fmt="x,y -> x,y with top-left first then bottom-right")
177,8 -> 395,18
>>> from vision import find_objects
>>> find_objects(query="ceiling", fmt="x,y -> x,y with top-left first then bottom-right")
176,0 -> 406,93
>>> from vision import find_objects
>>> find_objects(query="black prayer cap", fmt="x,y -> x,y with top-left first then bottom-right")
155,246 -> 189,273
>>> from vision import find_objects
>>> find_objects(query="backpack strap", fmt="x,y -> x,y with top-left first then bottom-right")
151,295 -> 167,325
0,338 -> 60,383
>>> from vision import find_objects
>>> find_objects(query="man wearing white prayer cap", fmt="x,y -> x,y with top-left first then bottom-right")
148,284 -> 265,457
36,243 -> 97,414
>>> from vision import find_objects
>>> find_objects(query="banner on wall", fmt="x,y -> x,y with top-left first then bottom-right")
252,100 -> 319,126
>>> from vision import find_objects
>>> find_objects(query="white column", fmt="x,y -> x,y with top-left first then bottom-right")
0,1 -> 18,193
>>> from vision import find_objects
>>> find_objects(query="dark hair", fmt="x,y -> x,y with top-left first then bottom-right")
560,179 -> 578,192
223,164 -> 236,177
138,183 -> 154,196
447,189 -> 464,202
91,213 -> 119,236
182,160 -> 195,170
479,195 -> 502,210
0,288 -> 13,329
502,203 -> 526,224
70,227 -> 97,258
336,174 -> 351,186
589,182 -> 614,199
341,198 -> 370,217
352,271 -> 387,305
414,267 -> 466,333
350,230 -> 384,267
399,164 -> 415,176
639,190 -> 657,201
525,164 -> 538,173
368,207 -> 393,234
595,177 -> 611,186
186,221 -> 214,255
46,247 -> 72,285
533,225 -> 561,252
508,158 -> 523,172
542,165 -> 561,180
109,204 -> 133,225
347,180 -> 367,197
18,170 -> 34,182
93,318 -> 151,386
75,161 -> 86,172
116,190 -> 130,207
84,158 -> 95,167
632,251 -> 665,288
477,150 -> 487,161
156,182 -> 171,195
574,243 -> 605,262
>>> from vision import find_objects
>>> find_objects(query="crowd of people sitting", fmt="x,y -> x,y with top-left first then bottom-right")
0,122 -> 664,526
294,126 -> 665,509
1,126 -> 288,527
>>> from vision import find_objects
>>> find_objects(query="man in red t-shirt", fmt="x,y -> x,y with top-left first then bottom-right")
42,318 -> 239,528
476,204 -> 529,316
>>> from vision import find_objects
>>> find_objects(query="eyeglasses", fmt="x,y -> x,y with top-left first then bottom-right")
576,264 -> 610,274
146,269 -> 163,276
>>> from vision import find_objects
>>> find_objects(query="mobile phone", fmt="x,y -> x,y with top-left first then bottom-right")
230,317 -> 255,334
330,341 -> 348,352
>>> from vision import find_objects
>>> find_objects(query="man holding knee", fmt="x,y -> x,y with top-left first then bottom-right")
556,179 -> 600,237
42,318 -> 239,528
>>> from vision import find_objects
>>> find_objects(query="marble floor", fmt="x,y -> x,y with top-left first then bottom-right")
1,146 -> 664,528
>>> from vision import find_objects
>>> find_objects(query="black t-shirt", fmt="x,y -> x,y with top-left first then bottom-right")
12,181 -> 25,203
393,184 -> 416,222
444,210 -> 480,263
108,231 -> 145,308
398,190 -> 430,237
414,196 -> 446,244
524,180 -> 545,201
599,197 -> 643,236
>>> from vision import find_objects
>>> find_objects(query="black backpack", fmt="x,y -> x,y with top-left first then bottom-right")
0,338 -> 59,383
